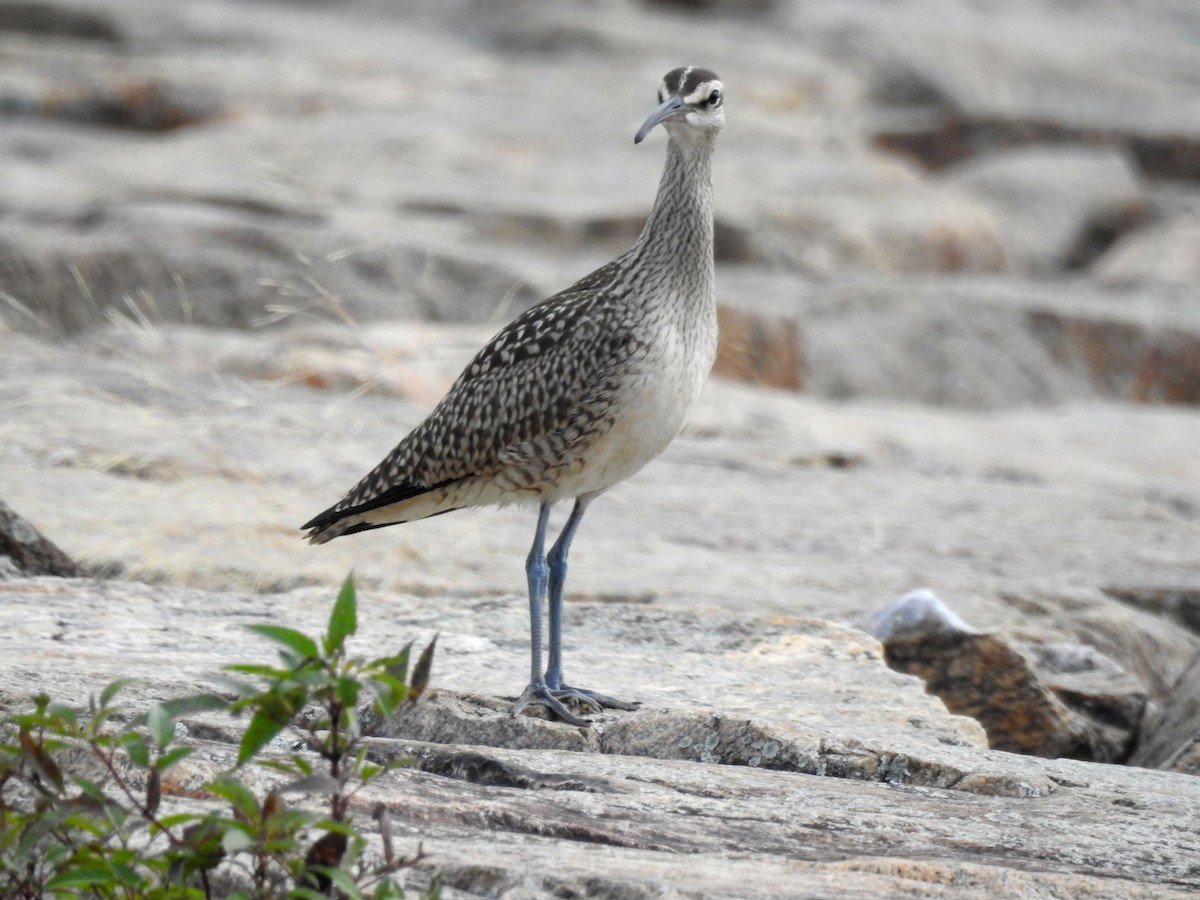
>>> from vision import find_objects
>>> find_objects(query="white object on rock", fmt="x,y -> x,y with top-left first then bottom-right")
863,588 -> 977,642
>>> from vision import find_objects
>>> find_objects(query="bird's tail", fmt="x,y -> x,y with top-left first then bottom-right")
301,475 -> 469,544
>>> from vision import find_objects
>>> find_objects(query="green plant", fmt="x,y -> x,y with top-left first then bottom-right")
0,576 -> 439,899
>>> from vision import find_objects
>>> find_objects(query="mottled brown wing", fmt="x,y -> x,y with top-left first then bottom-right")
302,275 -> 637,536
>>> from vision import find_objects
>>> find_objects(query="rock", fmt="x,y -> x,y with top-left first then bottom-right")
1129,652 -> 1200,776
2,575 -> 1200,896
883,629 -> 1139,762
0,203 -> 541,335
1022,640 -> 1149,764
641,0 -> 779,15
873,117 -> 1200,183
6,79 -> 225,132
871,591 -> 1146,763
819,0 -> 1200,172
1063,199 -> 1154,271
798,275 -> 1200,407
1093,219 -> 1200,285
0,499 -> 84,578
2,0 -> 1200,890
0,0 -> 123,42
721,170 -> 1008,277
712,302 -> 804,390
715,269 -> 1200,408
940,146 -> 1144,272
3,323 -> 1200,687
1102,587 -> 1200,637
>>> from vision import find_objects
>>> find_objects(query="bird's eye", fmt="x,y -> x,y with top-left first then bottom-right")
707,89 -> 721,107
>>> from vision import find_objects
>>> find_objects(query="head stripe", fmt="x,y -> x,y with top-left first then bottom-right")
661,66 -> 722,102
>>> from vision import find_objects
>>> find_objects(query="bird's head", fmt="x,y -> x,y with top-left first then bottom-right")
634,66 -> 724,147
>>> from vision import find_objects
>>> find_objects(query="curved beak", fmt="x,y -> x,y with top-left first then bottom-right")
634,95 -> 685,144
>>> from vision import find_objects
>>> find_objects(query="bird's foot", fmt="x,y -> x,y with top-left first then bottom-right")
512,682 -> 592,726
552,683 -> 640,713
512,681 -> 639,727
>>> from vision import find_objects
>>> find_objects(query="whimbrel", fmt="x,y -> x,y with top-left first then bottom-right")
304,67 -> 725,726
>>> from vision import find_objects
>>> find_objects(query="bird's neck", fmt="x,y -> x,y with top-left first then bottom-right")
626,136 -> 715,295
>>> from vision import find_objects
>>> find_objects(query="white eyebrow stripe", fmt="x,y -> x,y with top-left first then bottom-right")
683,79 -> 723,105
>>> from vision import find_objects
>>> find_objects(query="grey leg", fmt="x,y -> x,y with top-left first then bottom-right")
544,494 -> 639,713
524,502 -> 552,687
544,495 -> 592,690
511,502 -> 591,727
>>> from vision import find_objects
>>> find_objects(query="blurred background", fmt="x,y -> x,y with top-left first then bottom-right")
1,0 -> 1198,636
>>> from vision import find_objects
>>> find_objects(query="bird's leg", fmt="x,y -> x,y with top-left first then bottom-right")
511,502 -> 590,727
543,494 -> 639,714
524,501 -> 552,688
543,496 -> 588,692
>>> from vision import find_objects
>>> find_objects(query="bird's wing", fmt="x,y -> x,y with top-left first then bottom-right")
303,270 -> 637,534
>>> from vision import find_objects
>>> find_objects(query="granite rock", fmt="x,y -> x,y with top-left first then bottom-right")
2,576 -> 1200,897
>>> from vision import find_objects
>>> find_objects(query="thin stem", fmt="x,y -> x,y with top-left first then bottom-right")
88,743 -> 183,849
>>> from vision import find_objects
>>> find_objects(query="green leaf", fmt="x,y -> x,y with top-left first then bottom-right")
109,856 -> 144,888
119,733 -> 151,768
99,678 -> 137,708
160,692 -> 230,718
368,674 -> 409,716
42,842 -> 71,871
323,866 -> 365,899
325,575 -> 358,654
221,827 -> 255,854
179,818 -> 228,872
339,706 -> 361,746
155,812 -> 203,830
335,675 -> 360,711
374,878 -> 408,900
45,865 -> 114,890
359,763 -> 383,783
85,704 -> 122,736
207,774 -> 260,822
71,775 -> 107,801
223,663 -> 298,679
147,703 -> 174,749
45,703 -> 78,727
236,709 -> 288,766
310,818 -> 359,836
156,745 -> 194,771
211,674 -> 260,700
257,758 -> 304,776
246,624 -> 320,662
371,643 -> 411,680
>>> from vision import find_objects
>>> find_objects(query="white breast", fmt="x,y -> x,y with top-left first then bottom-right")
554,314 -> 715,500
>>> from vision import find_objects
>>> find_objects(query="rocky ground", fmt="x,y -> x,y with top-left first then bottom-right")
2,0 -> 1200,897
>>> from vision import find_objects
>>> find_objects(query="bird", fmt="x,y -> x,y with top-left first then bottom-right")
303,66 -> 725,726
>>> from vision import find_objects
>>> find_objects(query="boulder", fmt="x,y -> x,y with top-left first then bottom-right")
1130,652 -> 1200,776
1,0 -> 1200,891
798,275 -> 1200,407
2,575 -> 1199,896
0,499 -> 84,578
940,146 -> 1144,272
870,591 -> 1146,763
1093,219 -> 1200,285
3,321 -> 1199,687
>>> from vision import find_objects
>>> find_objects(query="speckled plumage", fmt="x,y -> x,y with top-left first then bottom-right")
303,67 -> 723,545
